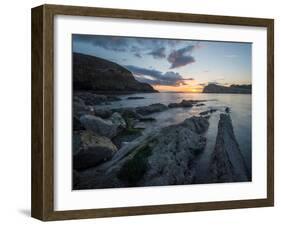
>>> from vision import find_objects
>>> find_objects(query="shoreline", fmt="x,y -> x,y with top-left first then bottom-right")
74,90 -> 252,96
73,92 -> 251,189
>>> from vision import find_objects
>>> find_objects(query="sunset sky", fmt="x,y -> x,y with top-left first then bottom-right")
73,34 -> 252,93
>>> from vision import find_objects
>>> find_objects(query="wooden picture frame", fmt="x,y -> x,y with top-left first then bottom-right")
31,4 -> 274,221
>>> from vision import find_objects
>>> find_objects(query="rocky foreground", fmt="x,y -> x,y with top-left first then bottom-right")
72,93 -> 250,189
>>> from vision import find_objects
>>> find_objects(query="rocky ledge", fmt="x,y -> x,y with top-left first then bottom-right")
168,100 -> 207,108
209,114 -> 250,182
74,116 -> 209,189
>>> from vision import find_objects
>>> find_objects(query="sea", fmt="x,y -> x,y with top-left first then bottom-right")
96,92 -> 252,183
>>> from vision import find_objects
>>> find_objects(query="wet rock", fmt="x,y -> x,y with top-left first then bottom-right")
199,110 -> 209,116
225,107 -> 230,113
181,116 -> 209,134
73,131 -> 117,170
73,96 -> 91,116
168,99 -> 208,108
73,116 -> 85,131
196,103 -> 205,107
209,109 -> 217,113
106,95 -> 121,102
110,112 -> 127,131
73,170 -> 81,187
80,114 -> 117,138
94,108 -> 113,119
113,108 -> 141,120
75,92 -> 108,105
199,108 -> 217,116
209,114 -> 249,182
168,100 -> 193,108
73,131 -> 82,155
136,103 -> 168,115
139,117 -> 156,122
127,96 -> 145,100
112,128 -> 143,149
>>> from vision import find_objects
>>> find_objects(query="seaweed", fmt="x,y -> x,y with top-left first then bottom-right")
117,145 -> 152,186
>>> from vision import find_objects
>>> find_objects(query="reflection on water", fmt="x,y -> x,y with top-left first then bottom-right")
98,92 -> 252,179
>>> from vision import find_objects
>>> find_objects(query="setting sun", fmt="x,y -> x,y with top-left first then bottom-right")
153,84 -> 203,93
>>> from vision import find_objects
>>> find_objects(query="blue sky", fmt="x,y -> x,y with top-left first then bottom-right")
73,34 -> 251,92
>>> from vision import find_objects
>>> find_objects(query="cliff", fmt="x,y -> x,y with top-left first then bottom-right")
73,53 -> 157,93
203,84 -> 251,94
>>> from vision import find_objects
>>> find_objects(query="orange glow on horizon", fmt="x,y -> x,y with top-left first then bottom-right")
153,85 -> 203,93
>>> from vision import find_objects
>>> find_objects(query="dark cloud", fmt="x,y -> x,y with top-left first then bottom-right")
73,35 -> 129,52
73,34 -> 196,57
208,82 -> 221,85
148,47 -> 166,59
134,53 -> 142,58
136,38 -> 184,49
125,65 -> 192,86
167,45 -> 196,69
125,65 -> 162,78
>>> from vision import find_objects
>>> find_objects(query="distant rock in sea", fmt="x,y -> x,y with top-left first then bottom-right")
73,53 -> 157,93
202,84 -> 251,94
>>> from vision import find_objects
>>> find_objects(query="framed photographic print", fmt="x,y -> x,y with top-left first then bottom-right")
31,4 -> 274,221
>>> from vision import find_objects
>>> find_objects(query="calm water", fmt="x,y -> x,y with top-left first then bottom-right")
98,92 -> 252,181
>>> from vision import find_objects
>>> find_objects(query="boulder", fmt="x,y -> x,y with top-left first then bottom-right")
80,115 -> 117,138
209,114 -> 249,182
114,108 -> 141,119
73,96 -> 91,116
73,131 -> 82,155
73,131 -> 117,170
110,112 -> 127,130
136,103 -> 168,115
73,116 -> 85,131
94,108 -> 113,119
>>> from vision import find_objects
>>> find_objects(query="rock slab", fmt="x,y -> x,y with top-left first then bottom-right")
210,114 -> 249,182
